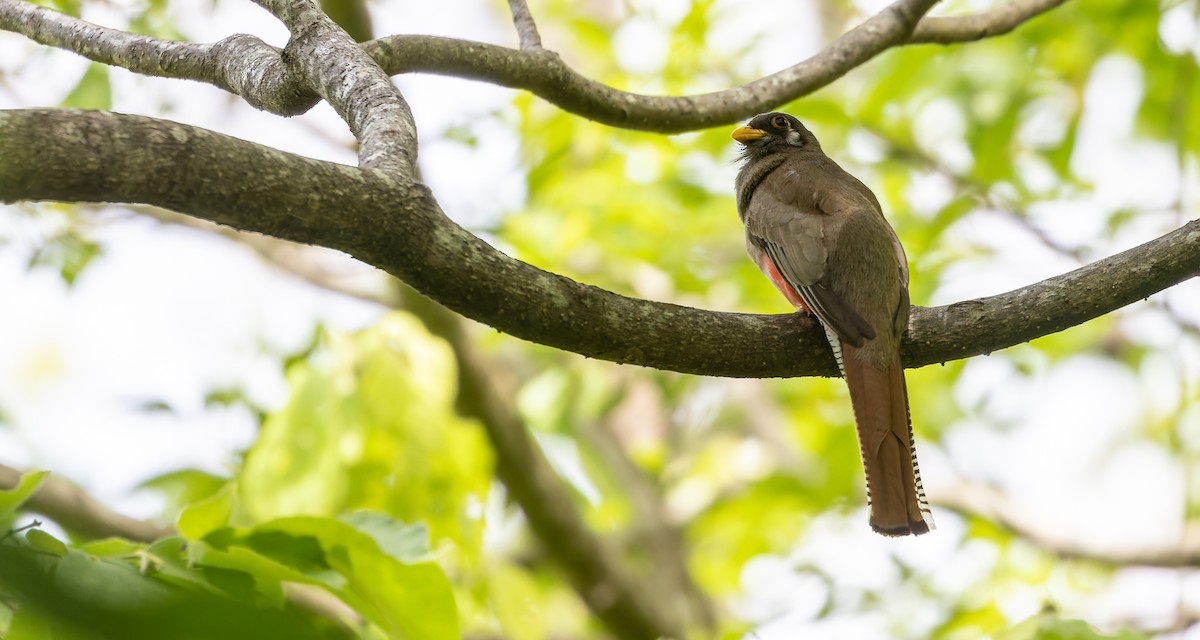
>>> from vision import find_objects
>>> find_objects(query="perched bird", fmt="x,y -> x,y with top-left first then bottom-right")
732,112 -> 934,536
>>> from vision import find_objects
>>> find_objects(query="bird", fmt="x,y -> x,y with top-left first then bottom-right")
732,112 -> 934,536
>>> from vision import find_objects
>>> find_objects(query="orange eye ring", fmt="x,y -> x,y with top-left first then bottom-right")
772,115 -> 788,128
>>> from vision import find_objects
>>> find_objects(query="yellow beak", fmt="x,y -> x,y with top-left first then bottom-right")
732,126 -> 766,142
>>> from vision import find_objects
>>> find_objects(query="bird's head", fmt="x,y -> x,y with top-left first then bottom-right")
732,112 -> 820,159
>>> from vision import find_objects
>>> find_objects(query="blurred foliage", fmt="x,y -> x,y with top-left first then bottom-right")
2,0 -> 1200,638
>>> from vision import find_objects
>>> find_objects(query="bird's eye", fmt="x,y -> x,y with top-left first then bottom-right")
772,115 -> 788,128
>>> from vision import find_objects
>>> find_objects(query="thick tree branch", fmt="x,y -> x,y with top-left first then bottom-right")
252,0 -> 416,173
1,109 -> 1196,379
0,0 -> 1071,133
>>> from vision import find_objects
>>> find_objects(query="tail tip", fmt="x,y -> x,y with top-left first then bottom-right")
870,517 -> 933,537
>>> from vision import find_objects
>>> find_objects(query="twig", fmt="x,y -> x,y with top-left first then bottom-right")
506,0 -> 542,51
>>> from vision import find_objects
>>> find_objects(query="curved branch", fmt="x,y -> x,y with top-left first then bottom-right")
909,0 -> 1067,44
1,109 -> 1195,378
0,0 -> 1070,133
0,0 -> 317,115
253,0 -> 416,173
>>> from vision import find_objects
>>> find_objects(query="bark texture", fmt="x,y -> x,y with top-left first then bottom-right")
1,109 -> 1195,379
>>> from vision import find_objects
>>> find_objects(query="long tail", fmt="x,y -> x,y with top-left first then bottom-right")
834,334 -> 933,537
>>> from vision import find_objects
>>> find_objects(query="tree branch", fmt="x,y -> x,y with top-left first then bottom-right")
364,0 -> 939,133
142,210 -> 705,638
0,0 -> 1072,133
251,0 -> 416,173
937,481 -> 1200,567
0,0 -> 317,115
0,465 -> 173,542
908,0 -> 1067,44
578,407 -> 716,631
402,292 -> 684,640
506,0 -> 542,51
1,109 -> 1196,379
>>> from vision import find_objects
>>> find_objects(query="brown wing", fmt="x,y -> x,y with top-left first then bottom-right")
743,166 -> 876,348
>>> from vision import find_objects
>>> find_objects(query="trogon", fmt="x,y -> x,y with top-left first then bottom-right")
732,112 -> 935,537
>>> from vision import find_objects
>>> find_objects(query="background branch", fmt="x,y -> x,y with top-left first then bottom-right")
404,292 -> 686,640
140,207 -> 710,638
909,0 -> 1067,44
0,465 -> 172,542
0,109 -> 1195,379
937,481 -> 1200,567
0,0 -> 1070,132
577,410 -> 717,630
0,0 -> 318,114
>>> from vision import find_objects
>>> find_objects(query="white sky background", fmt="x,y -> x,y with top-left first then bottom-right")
1,0 -> 1199,638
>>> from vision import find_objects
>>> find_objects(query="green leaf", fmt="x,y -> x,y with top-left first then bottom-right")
248,517 -> 459,639
345,557 -> 458,640
55,551 -> 178,611
487,563 -> 546,640
177,484 -> 235,540
0,543 -> 348,640
1000,612 -> 1149,640
0,470 -> 48,517
6,609 -> 93,640
240,313 -> 492,558
26,529 -> 68,558
61,62 -> 112,111
26,229 -> 102,287
338,512 -> 430,563
29,0 -> 81,17
186,540 -> 310,605
139,469 -> 228,520
78,538 -> 145,557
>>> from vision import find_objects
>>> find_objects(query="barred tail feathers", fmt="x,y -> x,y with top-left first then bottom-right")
839,343 -> 932,537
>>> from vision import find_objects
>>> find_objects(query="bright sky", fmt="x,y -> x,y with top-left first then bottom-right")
1,0 -> 1199,638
